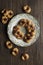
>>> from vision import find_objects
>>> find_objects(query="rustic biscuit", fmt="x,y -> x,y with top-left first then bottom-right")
27,22 -> 35,32
6,41 -> 13,49
13,25 -> 20,32
6,10 -> 13,18
22,53 -> 29,61
2,16 -> 8,24
14,30 -> 24,39
23,34 -> 31,43
12,48 -> 19,56
18,19 -> 26,27
23,5 -> 31,13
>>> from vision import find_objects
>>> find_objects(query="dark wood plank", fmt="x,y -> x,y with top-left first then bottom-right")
40,11 -> 43,65
0,0 -> 42,65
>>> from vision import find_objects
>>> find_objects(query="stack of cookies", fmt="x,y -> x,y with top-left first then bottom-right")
13,19 -> 35,43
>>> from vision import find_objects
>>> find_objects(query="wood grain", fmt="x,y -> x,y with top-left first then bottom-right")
0,0 -> 42,65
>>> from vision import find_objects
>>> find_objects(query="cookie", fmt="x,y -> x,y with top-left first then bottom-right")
6,41 -> 13,49
18,19 -> 26,27
23,5 -> 31,13
14,30 -> 24,39
13,25 -> 20,33
6,10 -> 13,18
2,16 -> 8,24
12,48 -> 19,56
23,34 -> 31,43
22,53 -> 29,61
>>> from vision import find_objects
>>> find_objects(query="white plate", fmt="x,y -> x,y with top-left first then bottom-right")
7,13 -> 40,47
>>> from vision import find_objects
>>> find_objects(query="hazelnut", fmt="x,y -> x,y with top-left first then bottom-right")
6,41 -> 13,49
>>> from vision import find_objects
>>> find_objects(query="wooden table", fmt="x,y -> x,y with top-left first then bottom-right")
0,0 -> 43,65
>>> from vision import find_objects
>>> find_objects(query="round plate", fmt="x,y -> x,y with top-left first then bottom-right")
7,13 -> 40,47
